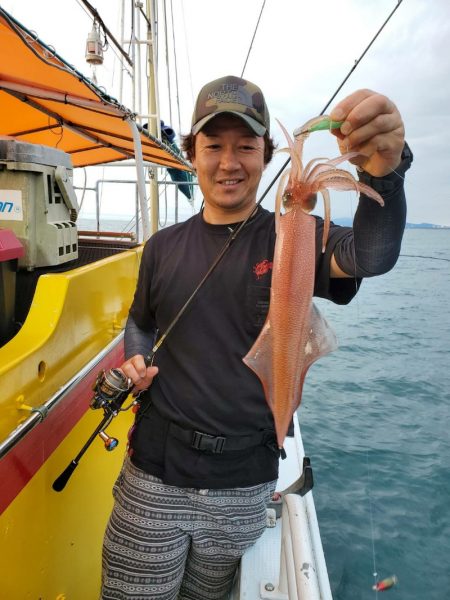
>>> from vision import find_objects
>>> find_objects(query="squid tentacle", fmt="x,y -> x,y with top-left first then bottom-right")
302,157 -> 333,181
275,168 -> 292,235
276,118 -> 303,180
319,188 -> 331,253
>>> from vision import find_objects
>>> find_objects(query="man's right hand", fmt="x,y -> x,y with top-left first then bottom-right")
120,354 -> 159,394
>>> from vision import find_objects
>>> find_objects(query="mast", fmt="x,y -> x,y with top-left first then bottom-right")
119,0 -> 125,104
118,0 -> 160,239
146,0 -> 160,235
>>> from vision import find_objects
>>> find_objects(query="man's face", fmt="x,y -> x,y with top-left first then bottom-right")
191,114 -> 265,223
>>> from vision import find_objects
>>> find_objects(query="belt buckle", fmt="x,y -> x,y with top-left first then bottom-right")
192,431 -> 226,454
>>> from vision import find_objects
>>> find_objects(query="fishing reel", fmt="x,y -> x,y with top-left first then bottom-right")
91,368 -> 132,412
89,368 -> 135,451
52,367 -> 135,492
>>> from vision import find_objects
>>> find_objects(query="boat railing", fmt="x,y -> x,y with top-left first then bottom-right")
238,415 -> 332,600
262,492 -> 332,599
74,175 -> 199,240
0,331 -> 124,459
258,418 -> 332,600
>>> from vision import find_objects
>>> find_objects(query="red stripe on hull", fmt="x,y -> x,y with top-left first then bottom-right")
0,343 -> 124,514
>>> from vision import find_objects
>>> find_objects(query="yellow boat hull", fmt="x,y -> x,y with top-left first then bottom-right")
0,246 -> 143,599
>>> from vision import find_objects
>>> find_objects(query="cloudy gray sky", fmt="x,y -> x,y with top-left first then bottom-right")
3,0 -> 449,225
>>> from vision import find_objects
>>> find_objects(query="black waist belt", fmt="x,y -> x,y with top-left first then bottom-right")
169,421 -> 275,455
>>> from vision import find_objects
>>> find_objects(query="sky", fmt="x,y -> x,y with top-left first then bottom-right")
2,0 -> 449,225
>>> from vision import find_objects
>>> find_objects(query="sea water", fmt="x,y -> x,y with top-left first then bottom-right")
80,218 -> 449,598
301,229 -> 450,599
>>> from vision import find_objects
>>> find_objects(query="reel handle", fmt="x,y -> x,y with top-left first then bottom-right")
52,460 -> 79,492
52,412 -> 113,492
99,430 -> 119,451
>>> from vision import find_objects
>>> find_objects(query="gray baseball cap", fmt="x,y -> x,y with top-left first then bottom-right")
191,75 -> 270,136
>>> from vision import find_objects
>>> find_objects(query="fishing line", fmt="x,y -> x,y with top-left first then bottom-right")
341,192 -> 383,595
366,450 -> 380,597
400,254 -> 450,262
333,181 -> 382,593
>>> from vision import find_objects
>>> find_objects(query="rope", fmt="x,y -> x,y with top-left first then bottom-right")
241,0 -> 266,78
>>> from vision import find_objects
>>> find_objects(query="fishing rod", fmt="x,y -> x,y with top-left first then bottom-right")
53,0 -> 405,491
256,0 -> 405,213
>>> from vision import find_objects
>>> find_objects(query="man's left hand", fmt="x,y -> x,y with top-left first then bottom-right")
330,89 -> 405,177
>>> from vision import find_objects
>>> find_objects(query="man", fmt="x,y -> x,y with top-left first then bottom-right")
101,76 -> 412,599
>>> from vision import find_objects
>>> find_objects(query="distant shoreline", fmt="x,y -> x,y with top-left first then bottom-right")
404,223 -> 450,230
332,218 -> 450,230
77,216 -> 450,230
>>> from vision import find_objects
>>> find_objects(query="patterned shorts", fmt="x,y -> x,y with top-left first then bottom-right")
101,458 -> 276,599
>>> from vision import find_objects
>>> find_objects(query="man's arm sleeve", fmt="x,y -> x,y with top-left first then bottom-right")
333,142 -> 412,278
126,238 -> 157,359
314,142 -> 413,304
124,313 -> 157,360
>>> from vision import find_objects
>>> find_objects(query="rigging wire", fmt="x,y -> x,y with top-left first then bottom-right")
104,37 -> 134,80
169,0 -> 182,133
75,0 -> 94,21
162,0 -> 173,125
241,0 -> 266,78
179,0 -> 195,106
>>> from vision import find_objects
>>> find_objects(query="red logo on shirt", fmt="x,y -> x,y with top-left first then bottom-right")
253,259 -> 273,279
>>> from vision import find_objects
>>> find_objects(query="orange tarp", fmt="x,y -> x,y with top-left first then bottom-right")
0,8 -> 190,170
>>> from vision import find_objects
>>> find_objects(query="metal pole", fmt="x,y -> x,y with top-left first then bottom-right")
136,2 -> 142,122
131,1 -> 136,113
135,182 -> 140,241
0,333 -> 124,459
119,0 -> 125,104
95,180 -> 101,231
175,184 -> 179,224
146,0 -> 160,234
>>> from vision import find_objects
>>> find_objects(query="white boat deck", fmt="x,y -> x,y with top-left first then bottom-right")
232,416 -> 333,600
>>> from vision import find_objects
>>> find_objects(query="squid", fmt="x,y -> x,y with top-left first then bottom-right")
243,116 -> 384,448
